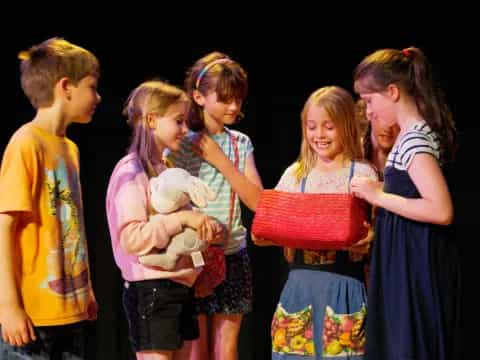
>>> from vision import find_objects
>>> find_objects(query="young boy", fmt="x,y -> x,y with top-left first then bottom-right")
0,37 -> 101,359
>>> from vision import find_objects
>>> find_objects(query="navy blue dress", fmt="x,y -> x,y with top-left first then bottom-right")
366,122 -> 461,360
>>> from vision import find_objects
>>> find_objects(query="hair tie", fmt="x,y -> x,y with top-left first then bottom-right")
18,50 -> 30,61
402,48 -> 411,58
195,58 -> 232,89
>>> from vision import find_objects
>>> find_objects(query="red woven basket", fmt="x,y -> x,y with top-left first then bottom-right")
251,190 -> 370,250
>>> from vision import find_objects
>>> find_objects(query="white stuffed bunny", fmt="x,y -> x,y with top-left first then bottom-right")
139,168 -> 216,270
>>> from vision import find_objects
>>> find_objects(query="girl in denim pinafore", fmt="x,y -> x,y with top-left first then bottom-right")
269,86 -> 377,359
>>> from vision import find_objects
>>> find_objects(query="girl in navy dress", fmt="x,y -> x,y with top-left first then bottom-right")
351,47 -> 461,360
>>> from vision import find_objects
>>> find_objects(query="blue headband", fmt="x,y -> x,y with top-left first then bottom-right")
195,58 -> 232,89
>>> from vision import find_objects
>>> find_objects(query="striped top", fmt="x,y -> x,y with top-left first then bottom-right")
386,121 -> 440,171
168,128 -> 254,255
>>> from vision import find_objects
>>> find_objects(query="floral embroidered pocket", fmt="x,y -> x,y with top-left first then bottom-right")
271,303 -> 315,356
322,304 -> 366,357
303,250 -> 336,265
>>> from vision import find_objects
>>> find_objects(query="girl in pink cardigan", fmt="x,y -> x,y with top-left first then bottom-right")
106,80 -> 222,360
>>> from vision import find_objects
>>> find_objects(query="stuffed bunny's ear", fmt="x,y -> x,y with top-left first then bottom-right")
187,177 -> 216,208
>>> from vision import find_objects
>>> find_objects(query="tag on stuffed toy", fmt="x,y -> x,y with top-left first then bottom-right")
191,251 -> 205,267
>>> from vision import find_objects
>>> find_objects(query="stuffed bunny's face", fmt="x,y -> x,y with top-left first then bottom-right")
149,167 -> 215,213
150,171 -> 191,213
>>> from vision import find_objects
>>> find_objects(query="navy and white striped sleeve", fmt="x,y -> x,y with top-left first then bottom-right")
399,128 -> 440,169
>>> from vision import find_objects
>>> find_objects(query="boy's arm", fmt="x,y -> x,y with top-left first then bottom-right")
0,213 -> 36,346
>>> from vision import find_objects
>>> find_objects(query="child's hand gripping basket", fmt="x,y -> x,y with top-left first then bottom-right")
251,190 -> 369,250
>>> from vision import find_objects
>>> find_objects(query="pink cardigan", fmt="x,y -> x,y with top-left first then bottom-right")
106,153 -> 200,287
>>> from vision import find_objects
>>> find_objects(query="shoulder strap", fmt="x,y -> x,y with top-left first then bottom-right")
300,177 -> 307,193
348,160 -> 355,192
227,132 -> 240,230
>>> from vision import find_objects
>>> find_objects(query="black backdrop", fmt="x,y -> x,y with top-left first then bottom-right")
1,17 -> 475,359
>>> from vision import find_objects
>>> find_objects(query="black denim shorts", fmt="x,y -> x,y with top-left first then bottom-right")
122,278 -> 199,352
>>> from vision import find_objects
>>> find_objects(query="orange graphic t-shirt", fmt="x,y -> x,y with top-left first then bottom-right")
0,123 -> 94,326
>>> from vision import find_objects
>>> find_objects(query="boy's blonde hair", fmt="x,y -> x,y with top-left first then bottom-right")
18,37 -> 100,109
123,80 -> 189,177
294,86 -> 363,181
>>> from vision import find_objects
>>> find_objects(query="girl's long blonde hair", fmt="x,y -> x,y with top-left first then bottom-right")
123,80 -> 189,177
294,86 -> 362,181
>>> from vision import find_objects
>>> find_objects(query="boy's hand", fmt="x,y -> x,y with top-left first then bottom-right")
0,305 -> 36,346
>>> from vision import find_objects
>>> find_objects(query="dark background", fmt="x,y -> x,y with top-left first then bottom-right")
1,15 -> 475,359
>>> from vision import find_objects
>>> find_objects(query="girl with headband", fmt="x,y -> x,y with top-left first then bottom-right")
168,52 -> 263,360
